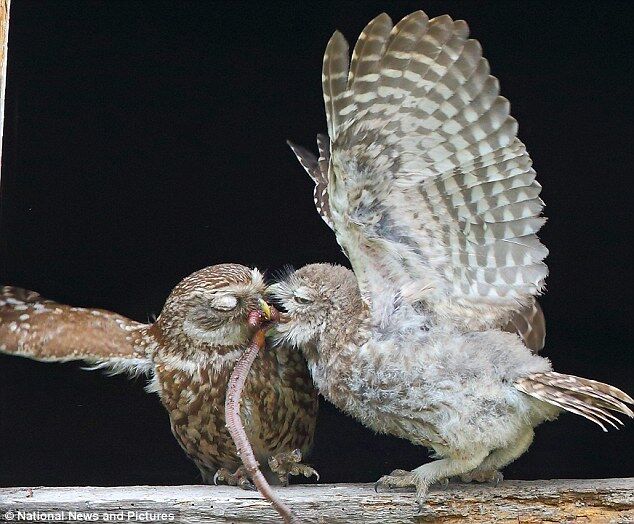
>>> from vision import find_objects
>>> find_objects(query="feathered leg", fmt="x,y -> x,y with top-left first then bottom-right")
411,451 -> 489,506
376,450 -> 489,509
460,428 -> 534,484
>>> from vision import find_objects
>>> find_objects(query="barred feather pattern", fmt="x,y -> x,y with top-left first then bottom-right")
502,298 -> 546,353
287,140 -> 333,229
515,372 -> 634,432
314,10 -> 549,328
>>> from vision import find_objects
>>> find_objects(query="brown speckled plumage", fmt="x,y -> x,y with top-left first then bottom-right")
0,264 -> 317,485
151,324 -> 317,483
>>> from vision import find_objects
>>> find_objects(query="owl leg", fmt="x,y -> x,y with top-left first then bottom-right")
268,449 -> 319,486
410,451 -> 490,508
460,428 -> 534,485
376,451 -> 489,509
213,466 -> 256,491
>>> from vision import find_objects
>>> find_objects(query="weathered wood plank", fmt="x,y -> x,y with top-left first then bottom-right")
0,479 -> 633,523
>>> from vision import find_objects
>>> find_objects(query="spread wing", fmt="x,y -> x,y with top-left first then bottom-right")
0,286 -> 152,375
292,11 -> 548,327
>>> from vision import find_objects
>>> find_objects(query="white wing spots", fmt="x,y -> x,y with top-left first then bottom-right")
357,73 -> 380,83
354,91 -> 378,104
382,68 -> 403,79
339,102 -> 358,116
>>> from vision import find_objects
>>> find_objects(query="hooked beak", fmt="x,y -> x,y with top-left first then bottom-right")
247,299 -> 282,336
257,298 -> 280,323
258,298 -> 272,321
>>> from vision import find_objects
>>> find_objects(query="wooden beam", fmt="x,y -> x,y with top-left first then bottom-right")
0,479 -> 632,523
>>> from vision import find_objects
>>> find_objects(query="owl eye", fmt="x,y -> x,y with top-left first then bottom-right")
293,291 -> 314,305
211,295 -> 238,311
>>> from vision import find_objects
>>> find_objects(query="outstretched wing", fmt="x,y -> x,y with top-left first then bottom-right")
299,11 -> 548,327
0,286 -> 152,375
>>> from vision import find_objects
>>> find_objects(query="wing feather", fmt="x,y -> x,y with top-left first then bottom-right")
0,286 -> 152,375
287,140 -> 333,229
322,31 -> 350,140
318,12 -> 548,326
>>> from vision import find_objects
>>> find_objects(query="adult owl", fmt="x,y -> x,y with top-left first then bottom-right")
277,10 -> 632,505
0,264 -> 318,487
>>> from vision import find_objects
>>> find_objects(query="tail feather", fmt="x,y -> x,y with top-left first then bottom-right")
515,371 -> 634,432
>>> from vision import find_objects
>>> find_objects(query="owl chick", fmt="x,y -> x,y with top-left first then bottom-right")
0,264 -> 318,487
277,9 -> 633,505
271,264 -> 632,502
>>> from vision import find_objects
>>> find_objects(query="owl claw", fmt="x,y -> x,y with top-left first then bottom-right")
459,469 -> 503,485
375,469 -> 432,511
374,470 -> 417,493
268,449 -> 319,485
436,477 -> 449,490
212,466 -> 256,491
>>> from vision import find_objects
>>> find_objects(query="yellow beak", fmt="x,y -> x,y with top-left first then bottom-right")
258,298 -> 272,321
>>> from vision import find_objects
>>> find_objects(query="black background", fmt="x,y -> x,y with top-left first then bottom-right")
0,1 -> 631,487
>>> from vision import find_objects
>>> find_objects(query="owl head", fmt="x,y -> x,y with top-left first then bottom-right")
268,263 -> 363,348
157,263 -> 268,348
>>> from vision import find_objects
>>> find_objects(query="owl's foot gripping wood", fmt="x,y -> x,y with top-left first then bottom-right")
374,469 -> 450,493
459,470 -> 504,485
376,452 -> 490,510
374,469 -> 418,492
213,466 -> 256,491
268,449 -> 319,486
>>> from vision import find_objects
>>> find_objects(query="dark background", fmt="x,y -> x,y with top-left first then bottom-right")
0,1 -> 631,487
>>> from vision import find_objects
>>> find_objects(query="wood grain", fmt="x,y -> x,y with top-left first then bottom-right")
1,479 -> 632,523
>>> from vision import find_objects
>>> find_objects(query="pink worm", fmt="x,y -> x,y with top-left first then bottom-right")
225,324 -> 301,524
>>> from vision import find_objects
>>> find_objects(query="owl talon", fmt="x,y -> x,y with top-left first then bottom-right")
459,469 -> 503,485
212,466 -> 255,490
436,477 -> 449,490
374,471 -> 417,493
268,449 -> 319,485
238,477 -> 257,491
